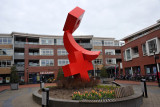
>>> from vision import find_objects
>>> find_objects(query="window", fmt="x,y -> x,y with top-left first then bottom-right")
58,59 -> 69,66
40,49 -> 54,55
104,41 -> 114,46
92,49 -> 102,54
57,49 -> 68,56
147,38 -> 157,54
142,44 -> 147,56
114,42 -> 119,46
106,58 -> 116,64
0,38 -> 12,44
0,60 -> 12,67
125,48 -> 132,61
105,49 -> 115,55
40,38 -> 54,45
92,40 -> 102,46
40,59 -> 54,66
132,46 -> 139,55
93,59 -> 102,65
56,39 -> 63,45
0,49 -> 13,56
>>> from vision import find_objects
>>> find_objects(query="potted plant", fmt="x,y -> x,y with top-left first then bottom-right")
10,65 -> 19,90
100,65 -> 108,84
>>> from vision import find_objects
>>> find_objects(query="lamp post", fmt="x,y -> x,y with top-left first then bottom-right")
153,49 -> 160,87
26,68 -> 28,84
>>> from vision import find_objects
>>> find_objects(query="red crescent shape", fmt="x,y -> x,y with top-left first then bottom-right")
63,31 -> 100,61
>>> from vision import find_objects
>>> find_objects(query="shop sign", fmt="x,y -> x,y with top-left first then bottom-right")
6,77 -> 10,83
40,72 -> 54,75
0,77 -> 3,83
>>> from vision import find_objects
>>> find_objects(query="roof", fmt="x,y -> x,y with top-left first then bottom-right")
11,32 -> 93,39
121,20 -> 160,41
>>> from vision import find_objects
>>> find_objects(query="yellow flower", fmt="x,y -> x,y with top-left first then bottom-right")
85,91 -> 88,94
92,90 -> 95,93
78,91 -> 80,95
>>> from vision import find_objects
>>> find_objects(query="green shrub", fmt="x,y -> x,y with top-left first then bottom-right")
100,65 -> 108,78
10,65 -> 19,83
56,67 -> 64,80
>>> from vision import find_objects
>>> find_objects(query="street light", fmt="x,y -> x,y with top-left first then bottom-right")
152,47 -> 160,87
26,68 -> 28,84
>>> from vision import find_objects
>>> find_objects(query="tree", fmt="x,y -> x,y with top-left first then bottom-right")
56,67 -> 64,80
100,65 -> 108,78
10,65 -> 19,83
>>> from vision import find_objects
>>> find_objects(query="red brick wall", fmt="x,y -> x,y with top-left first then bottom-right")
102,46 -> 121,66
121,29 -> 160,75
24,44 -> 68,83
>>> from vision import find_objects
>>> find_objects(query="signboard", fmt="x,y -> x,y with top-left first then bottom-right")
40,72 -> 54,75
0,77 -> 3,83
6,77 -> 10,83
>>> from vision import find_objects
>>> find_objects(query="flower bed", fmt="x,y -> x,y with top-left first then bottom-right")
72,89 -> 115,100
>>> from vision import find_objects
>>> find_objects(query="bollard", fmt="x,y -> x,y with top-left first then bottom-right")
141,79 -> 148,98
42,88 -> 49,107
40,81 -> 44,89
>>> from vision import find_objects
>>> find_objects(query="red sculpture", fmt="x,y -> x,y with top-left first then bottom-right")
62,7 -> 100,81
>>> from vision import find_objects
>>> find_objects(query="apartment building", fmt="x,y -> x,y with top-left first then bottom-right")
0,32 -> 122,84
121,20 -> 160,78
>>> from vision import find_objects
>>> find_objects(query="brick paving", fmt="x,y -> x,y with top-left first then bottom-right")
0,80 -> 160,107
115,80 -> 158,86
0,83 -> 56,92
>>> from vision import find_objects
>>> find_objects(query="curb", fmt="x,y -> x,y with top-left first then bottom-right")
32,89 -> 143,107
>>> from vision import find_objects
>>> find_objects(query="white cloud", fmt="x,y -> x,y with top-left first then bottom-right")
0,0 -> 160,39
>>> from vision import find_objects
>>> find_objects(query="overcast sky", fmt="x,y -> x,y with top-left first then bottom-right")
0,0 -> 160,40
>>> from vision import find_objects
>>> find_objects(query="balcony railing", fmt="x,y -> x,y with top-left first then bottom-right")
29,63 -> 40,67
15,41 -> 39,45
79,43 -> 92,49
29,53 -> 40,55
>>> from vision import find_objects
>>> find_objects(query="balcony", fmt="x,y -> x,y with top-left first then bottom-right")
16,66 -> 24,71
79,43 -> 92,49
14,53 -> 24,59
14,41 -> 25,48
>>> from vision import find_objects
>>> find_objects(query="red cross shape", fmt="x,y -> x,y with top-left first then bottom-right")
62,51 -> 93,81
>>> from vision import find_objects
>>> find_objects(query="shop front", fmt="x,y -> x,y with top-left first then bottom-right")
0,74 -> 10,84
